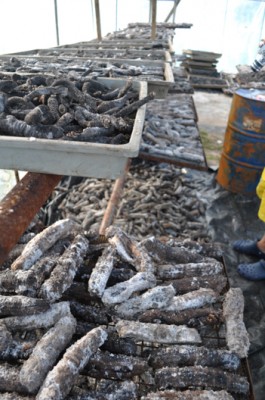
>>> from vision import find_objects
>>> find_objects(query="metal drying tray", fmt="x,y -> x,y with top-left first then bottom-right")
75,57 -> 174,99
0,55 -> 174,99
6,48 -> 173,63
0,78 -> 147,179
56,37 -> 174,53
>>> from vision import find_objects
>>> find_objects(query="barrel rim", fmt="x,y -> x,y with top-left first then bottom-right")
235,88 -> 265,102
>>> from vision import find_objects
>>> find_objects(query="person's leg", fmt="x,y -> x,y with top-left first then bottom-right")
257,234 -> 265,252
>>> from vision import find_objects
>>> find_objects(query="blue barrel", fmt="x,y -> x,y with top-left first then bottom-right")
216,88 -> 265,195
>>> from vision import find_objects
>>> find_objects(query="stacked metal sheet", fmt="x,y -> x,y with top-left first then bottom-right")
181,49 -> 228,90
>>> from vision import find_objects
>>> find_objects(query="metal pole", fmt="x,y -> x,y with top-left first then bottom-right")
54,0 -> 60,46
151,0 -> 157,40
115,0 -> 118,31
149,0 -> 152,23
90,0 -> 95,34
94,0 -> 102,41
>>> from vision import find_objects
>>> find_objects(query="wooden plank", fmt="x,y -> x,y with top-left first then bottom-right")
151,0 -> 157,40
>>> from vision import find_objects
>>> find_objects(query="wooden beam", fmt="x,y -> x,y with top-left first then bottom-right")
99,160 -> 131,235
165,0 -> 181,23
151,0 -> 157,40
54,0 -> 60,45
94,0 -> 102,41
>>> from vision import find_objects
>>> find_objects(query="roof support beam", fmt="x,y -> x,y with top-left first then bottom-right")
94,0 -> 102,41
151,0 -> 157,40
54,0 -> 60,45
165,0 -> 181,23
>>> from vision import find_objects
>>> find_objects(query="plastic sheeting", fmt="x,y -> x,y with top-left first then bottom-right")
0,0 -> 265,73
174,0 -> 265,73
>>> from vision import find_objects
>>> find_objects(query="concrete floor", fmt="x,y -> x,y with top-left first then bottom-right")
193,90 -> 233,169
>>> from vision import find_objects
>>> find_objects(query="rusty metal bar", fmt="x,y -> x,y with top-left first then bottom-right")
139,151 -> 210,172
0,172 -> 62,266
99,159 -> 131,235
94,0 -> 102,41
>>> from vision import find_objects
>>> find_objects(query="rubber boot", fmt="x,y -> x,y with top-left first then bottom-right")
233,239 -> 265,259
237,260 -> 265,281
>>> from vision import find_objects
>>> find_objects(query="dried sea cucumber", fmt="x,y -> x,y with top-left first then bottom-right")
223,288 -> 250,358
0,115 -> 64,139
116,320 -> 201,344
102,271 -> 157,305
146,344 -> 241,371
105,225 -> 155,273
68,380 -> 137,400
11,219 -> 82,271
69,300 -> 109,325
166,288 -> 218,312
0,336 -> 36,361
168,275 -> 228,295
157,262 -> 223,279
114,284 -> 176,318
19,315 -> 77,393
88,246 -> 116,298
0,323 -> 12,352
141,389 -> 235,399
36,326 -> 108,400
2,301 -> 71,332
82,349 -> 149,379
115,91 -> 155,117
102,327 -> 138,356
0,257 -> 57,297
167,239 -> 225,260
0,295 -> 49,317
141,236 -> 206,263
0,363 -> 24,393
38,234 -> 89,302
138,307 -> 222,327
0,238 -> 69,296
155,366 -> 249,394
0,393 -> 35,400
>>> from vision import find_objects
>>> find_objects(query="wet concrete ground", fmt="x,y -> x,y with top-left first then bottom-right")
193,90 -> 233,170
193,90 -> 265,400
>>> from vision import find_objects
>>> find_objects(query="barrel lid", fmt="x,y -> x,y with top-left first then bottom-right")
236,88 -> 265,102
